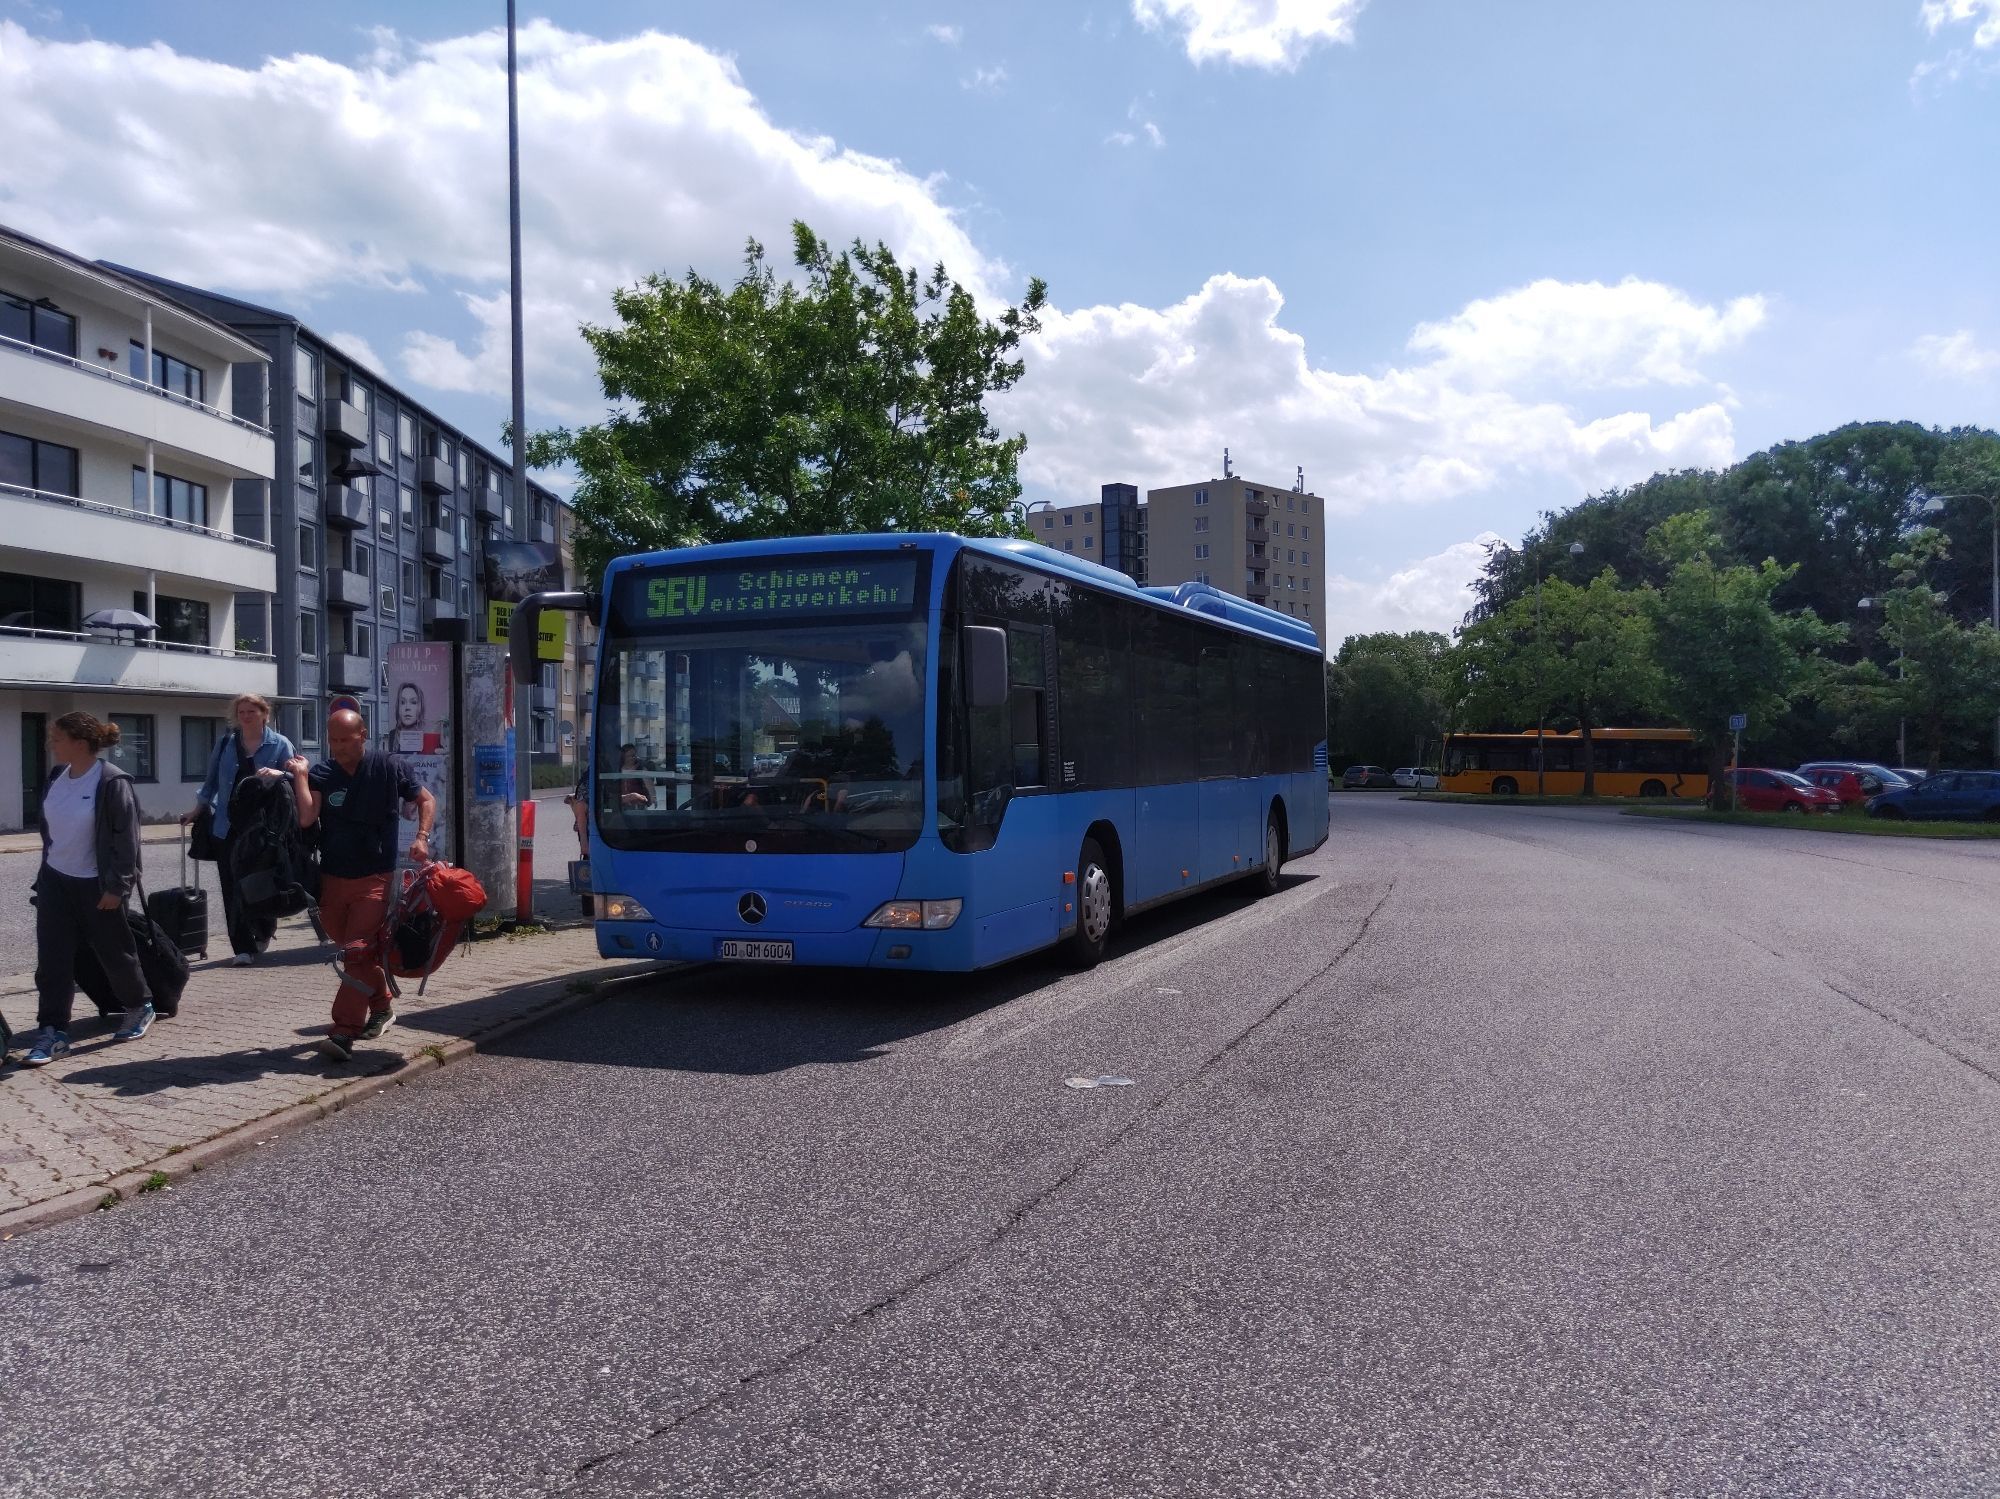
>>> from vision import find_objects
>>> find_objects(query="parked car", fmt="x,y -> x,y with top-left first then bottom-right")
1342,765 -> 1395,789
1392,767 -> 1440,789
1726,768 -> 1841,814
1867,770 -> 2000,821
1890,767 -> 1929,782
1796,762 -> 1909,806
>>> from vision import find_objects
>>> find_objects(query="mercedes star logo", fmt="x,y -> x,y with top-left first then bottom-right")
738,892 -> 767,925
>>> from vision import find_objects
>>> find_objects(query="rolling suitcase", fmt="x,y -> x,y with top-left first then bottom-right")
145,828 -> 209,960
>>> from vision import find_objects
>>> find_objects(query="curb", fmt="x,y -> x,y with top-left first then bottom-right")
0,961 -> 686,1241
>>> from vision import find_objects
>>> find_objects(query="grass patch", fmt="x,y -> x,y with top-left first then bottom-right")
1621,805 -> 2000,838
137,1171 -> 170,1194
1401,792 -> 1681,807
420,1044 -> 447,1064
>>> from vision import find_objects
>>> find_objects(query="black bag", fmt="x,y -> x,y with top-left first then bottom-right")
146,827 -> 209,958
75,898 -> 190,1019
188,805 -> 220,861
227,775 -> 319,919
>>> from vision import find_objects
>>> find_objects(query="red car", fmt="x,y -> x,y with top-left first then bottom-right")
1728,768 -> 1842,813
1797,764 -> 1905,806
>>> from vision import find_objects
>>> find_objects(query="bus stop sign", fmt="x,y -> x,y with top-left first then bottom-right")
1728,713 -> 1747,732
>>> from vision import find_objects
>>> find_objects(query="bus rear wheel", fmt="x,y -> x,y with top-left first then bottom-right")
1253,811 -> 1285,898
1067,838 -> 1115,968
1640,779 -> 1668,798
1492,777 -> 1519,796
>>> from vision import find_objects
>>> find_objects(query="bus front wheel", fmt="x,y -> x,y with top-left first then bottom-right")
1492,777 -> 1519,796
1640,779 -> 1668,798
1067,838 -> 1115,968
1252,811 -> 1285,897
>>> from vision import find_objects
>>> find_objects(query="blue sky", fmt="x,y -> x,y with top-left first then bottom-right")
4,0 -> 1996,647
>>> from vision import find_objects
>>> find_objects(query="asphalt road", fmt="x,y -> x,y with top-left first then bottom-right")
4,795 -> 2000,1497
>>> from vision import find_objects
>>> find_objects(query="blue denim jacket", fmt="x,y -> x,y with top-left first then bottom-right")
196,727 -> 297,840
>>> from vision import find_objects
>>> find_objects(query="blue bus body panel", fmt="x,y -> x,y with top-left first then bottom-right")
1131,783 -> 1200,906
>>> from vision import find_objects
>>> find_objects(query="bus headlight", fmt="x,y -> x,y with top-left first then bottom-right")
598,894 -> 654,921
864,899 -> 962,930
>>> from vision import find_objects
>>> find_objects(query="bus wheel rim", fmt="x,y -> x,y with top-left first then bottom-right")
1266,821 -> 1280,871
1080,865 -> 1112,942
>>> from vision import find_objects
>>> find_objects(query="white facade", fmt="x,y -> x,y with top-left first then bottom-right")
0,225 -> 277,830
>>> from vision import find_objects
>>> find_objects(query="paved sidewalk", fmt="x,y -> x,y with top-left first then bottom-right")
0,922 -> 651,1234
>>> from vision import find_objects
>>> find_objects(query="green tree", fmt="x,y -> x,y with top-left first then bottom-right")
1855,528 -> 2000,772
1327,631 -> 1450,770
1538,572 -> 1660,795
530,223 -> 1048,580
1643,512 -> 1841,805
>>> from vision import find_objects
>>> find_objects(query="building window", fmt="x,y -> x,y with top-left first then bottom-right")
1083,535 -> 1093,549
127,343 -> 204,403
180,717 -> 224,781
235,593 -> 269,654
1287,524 -> 1296,537
1303,499 -> 1312,514
296,434 -> 317,489
0,429 -> 80,495
132,467 -> 211,527
349,540 -> 370,578
0,571 -> 81,632
1064,540 -> 1074,551
1286,495 -> 1295,511
459,580 -> 472,614
294,345 -> 318,400
1302,526 -> 1311,541
399,412 -> 415,457
1,289 -> 78,356
401,561 -> 416,604
1041,515 -> 1053,530
135,591 -> 209,647
1287,549 -> 1296,564
375,426 -> 394,466
298,522 -> 317,574
300,610 -> 321,657
353,619 -> 372,658
1194,489 -> 1208,506
456,515 -> 470,551
378,585 -> 395,616
563,666 -> 573,696
400,484 -> 416,528
1063,513 -> 1073,527
1303,551 -> 1312,566
1194,515 -> 1209,533
1194,543 -> 1209,559
106,715 -> 155,781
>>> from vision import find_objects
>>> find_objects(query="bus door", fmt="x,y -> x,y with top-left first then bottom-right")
1197,643 -> 1250,883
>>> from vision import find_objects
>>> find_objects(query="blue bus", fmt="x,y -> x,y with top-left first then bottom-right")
575,533 -> 1327,971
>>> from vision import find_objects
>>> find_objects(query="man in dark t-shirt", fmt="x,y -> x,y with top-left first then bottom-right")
286,709 -> 435,1063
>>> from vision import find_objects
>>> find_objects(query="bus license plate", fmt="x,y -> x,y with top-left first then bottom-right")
717,940 -> 793,963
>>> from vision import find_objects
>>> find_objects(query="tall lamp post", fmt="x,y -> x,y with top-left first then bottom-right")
506,0 -> 534,918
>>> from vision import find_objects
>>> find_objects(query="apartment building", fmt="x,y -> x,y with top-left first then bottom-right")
1025,482 -> 1148,581
1024,474 -> 1321,640
0,225 -> 278,831
107,268 -> 568,765
1146,474 -> 1322,641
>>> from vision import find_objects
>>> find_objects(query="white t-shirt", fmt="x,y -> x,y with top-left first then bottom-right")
43,760 -> 105,880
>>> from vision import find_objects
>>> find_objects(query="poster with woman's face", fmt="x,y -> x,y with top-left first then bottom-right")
386,641 -> 453,862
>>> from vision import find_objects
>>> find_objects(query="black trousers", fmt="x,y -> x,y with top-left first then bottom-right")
218,828 -> 275,957
34,865 -> 147,1030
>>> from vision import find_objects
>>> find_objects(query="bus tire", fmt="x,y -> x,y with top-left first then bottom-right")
1492,777 -> 1518,796
1252,809 -> 1285,897
1640,779 -> 1667,798
1067,838 -> 1115,968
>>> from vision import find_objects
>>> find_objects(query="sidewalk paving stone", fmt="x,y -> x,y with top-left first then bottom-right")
0,920 -> 655,1233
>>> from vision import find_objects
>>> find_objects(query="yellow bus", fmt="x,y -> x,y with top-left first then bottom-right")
1440,728 -> 1709,799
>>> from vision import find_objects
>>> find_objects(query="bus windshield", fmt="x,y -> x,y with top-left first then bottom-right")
597,555 -> 930,854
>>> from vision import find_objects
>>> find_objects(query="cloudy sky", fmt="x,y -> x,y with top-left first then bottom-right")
3,0 -> 1996,649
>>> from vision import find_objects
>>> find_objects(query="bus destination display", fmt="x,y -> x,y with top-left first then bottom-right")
618,559 -> 922,625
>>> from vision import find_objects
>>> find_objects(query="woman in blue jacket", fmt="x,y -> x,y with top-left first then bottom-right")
184,693 -> 295,966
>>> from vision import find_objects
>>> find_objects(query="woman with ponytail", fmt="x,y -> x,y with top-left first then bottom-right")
19,712 -> 154,1067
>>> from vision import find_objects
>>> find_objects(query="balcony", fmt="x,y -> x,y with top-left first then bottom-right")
325,568 -> 370,612
419,456 -> 454,493
422,526 -> 454,564
331,446 -> 381,481
421,597 -> 462,628
322,400 -> 368,448
327,652 -> 371,693
0,480 -> 274,594
0,625 -> 277,699
1244,494 -> 1270,518
323,485 -> 370,529
0,333 -> 273,481
473,486 -> 506,525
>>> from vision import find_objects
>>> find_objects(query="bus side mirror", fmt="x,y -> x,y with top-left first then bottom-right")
965,626 -> 1010,709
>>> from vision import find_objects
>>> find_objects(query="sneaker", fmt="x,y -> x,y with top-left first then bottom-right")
113,1003 -> 156,1042
316,1034 -> 355,1064
231,953 -> 254,967
21,1030 -> 71,1067
359,1010 -> 397,1041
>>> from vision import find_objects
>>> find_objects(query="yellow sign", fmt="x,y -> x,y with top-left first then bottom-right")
487,600 -> 566,662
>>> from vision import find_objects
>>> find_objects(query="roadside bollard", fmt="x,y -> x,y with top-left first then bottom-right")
517,798 -> 536,923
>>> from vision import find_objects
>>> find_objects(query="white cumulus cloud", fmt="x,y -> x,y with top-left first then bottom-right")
1132,0 -> 1367,69
1323,533 -> 1503,649
925,23 -> 962,45
1922,0 -> 2000,47
0,20 -> 1006,423
1912,329 -> 2000,379
324,331 -> 388,376
998,272 -> 1755,516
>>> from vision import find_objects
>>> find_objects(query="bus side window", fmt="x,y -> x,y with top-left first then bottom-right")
1008,626 -> 1048,788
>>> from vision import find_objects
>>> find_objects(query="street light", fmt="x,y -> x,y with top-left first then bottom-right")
1856,595 -> 1905,768
1489,539 -> 1585,796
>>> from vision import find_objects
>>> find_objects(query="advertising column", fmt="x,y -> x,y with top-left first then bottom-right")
459,641 -> 517,912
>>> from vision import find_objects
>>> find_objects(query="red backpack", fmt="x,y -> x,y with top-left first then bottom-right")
333,862 -> 490,1001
